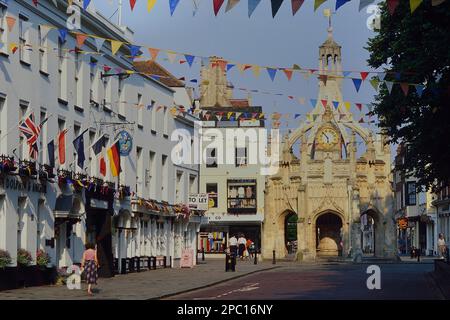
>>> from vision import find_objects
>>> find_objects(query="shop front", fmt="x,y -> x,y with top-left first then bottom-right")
84,184 -> 115,278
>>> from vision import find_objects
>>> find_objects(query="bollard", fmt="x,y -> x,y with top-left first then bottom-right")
272,250 -> 276,265
417,249 -> 420,262
225,253 -> 230,272
254,249 -> 258,265
120,258 -> 127,275
202,248 -> 205,261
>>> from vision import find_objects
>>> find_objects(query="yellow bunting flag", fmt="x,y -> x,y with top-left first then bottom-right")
76,34 -> 88,48
314,0 -> 327,11
344,102 -> 351,112
147,0 -> 157,12
6,16 -> 16,32
9,43 -> 18,54
252,65 -> 261,78
410,0 -> 422,12
110,40 -> 122,55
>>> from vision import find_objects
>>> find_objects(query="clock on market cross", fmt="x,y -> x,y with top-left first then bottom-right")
317,127 -> 339,149
116,130 -> 133,157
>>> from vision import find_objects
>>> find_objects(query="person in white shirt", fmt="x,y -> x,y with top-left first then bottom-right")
438,233 -> 446,259
238,235 -> 247,259
229,235 -> 238,257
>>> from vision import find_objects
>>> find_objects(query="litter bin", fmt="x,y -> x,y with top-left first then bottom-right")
225,253 -> 236,272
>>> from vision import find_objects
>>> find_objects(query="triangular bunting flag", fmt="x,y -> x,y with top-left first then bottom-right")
148,48 -> 160,60
291,0 -> 304,15
83,0 -> 91,10
343,71 -> 352,77
226,64 -> 235,71
226,0 -> 240,12
283,69 -> 293,81
252,65 -> 260,77
58,29 -> 68,42
193,0 -> 201,16
110,40 -> 122,55
294,114 -> 301,119
378,72 -> 386,81
185,54 -> 195,67
360,72 -> 369,81
385,81 -> 394,94
400,83 -> 409,96
415,84 -> 424,97
6,17 -> 16,33
332,101 -> 339,110
336,0 -> 350,11
148,0 -> 157,12
298,97 -> 305,105
266,68 -> 277,81
314,0 -> 326,11
410,0 -> 422,13
352,78 -> 362,92
130,0 -> 137,11
9,43 -> 18,55
344,102 -> 351,111
169,0 -> 181,15
167,51 -> 177,63
310,99 -> 317,107
94,38 -> 105,52
387,0 -> 400,15
370,77 -> 380,91
76,34 -> 88,48
248,0 -> 262,17
321,99 -> 328,108
271,0 -> 284,18
213,0 -> 225,15
355,103 -> 362,111
129,45 -> 141,58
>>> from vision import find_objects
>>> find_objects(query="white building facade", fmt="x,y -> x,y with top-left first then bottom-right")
0,0 -> 200,284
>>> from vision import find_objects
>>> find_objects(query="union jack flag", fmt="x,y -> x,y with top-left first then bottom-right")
19,113 -> 47,159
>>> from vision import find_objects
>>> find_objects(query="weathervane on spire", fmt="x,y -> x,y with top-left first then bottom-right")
323,8 -> 335,38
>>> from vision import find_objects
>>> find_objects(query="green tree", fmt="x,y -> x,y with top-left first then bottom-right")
366,1 -> 450,192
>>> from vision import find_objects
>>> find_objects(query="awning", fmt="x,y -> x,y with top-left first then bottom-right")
54,194 -> 82,219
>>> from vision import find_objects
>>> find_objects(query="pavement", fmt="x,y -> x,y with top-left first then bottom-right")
0,258 -> 280,300
167,262 -> 444,300
0,256 -> 445,300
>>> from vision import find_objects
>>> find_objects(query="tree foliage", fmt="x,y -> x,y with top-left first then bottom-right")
366,1 -> 450,192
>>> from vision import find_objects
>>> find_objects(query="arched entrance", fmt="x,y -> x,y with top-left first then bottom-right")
315,212 -> 343,257
284,212 -> 298,255
361,209 -> 383,257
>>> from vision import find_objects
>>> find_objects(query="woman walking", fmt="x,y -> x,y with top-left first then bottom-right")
81,243 -> 98,295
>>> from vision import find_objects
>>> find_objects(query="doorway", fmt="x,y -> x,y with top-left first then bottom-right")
86,209 -> 113,278
316,212 -> 343,257
284,212 -> 298,255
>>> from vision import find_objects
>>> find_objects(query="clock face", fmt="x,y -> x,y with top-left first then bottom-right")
318,128 -> 339,147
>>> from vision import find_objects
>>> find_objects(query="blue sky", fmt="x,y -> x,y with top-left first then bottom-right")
92,0 -> 381,134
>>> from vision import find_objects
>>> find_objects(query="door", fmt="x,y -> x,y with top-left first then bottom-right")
86,209 -> 113,278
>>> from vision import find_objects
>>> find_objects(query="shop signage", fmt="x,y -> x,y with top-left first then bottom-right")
90,199 -> 108,209
0,177 -> 46,194
116,130 -> 133,157
180,249 -> 194,268
189,194 -> 208,211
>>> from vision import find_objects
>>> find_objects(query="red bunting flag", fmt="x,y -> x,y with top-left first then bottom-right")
76,34 -> 88,48
355,103 -> 362,111
387,0 -> 400,15
291,0 -> 304,16
360,72 -> 369,81
321,100 -> 328,108
400,83 -> 410,96
33,0 -> 38,6
130,0 -> 137,11
103,65 -> 112,72
283,69 -> 293,81
213,0 -> 225,16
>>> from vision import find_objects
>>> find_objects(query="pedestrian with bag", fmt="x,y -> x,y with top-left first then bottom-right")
81,243 -> 99,296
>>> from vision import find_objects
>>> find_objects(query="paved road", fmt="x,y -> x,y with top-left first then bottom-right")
167,262 -> 443,300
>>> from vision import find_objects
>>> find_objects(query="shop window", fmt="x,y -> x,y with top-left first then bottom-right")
405,182 -> 416,206
206,183 -> 218,208
199,231 -> 227,253
235,147 -> 247,167
227,179 -> 257,214
206,148 -> 217,168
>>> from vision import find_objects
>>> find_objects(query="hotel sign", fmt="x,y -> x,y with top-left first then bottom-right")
0,177 -> 47,194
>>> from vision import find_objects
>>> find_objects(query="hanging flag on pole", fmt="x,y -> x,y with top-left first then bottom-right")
73,129 -> 88,169
48,140 -> 55,168
58,129 -> 68,165
107,140 -> 121,177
